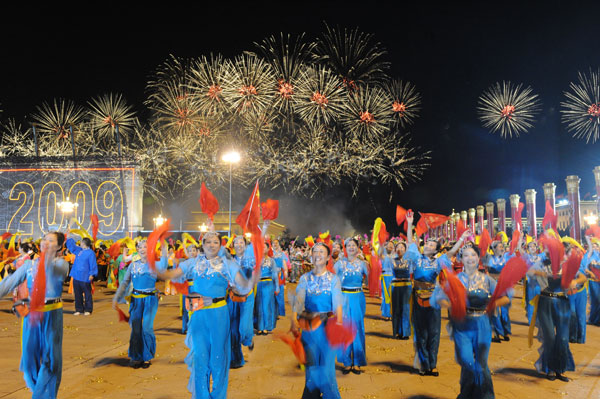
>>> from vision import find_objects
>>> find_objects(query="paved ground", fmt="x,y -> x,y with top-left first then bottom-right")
1,282 -> 600,399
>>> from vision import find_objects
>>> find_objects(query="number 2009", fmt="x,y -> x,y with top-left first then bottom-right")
7,180 -> 124,236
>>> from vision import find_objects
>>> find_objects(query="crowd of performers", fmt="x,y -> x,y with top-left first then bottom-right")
2,208 -> 600,399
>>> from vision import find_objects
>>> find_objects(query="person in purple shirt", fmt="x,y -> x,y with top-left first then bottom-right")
65,236 -> 98,316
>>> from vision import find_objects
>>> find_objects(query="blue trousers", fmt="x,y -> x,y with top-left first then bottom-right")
228,298 -> 245,368
452,315 -> 494,399
128,294 -> 158,362
276,284 -> 286,316
589,280 -> 600,325
338,291 -> 366,367
536,295 -> 575,374
568,287 -> 587,343
72,279 -> 93,313
255,280 -> 276,331
182,295 -> 190,334
21,308 -> 63,399
301,323 -> 341,399
240,291 -> 255,346
186,304 -> 230,399
491,303 -> 511,337
412,297 -> 441,371
380,275 -> 392,318
391,284 -> 412,337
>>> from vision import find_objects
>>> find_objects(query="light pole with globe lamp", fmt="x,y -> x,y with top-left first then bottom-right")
222,150 -> 241,236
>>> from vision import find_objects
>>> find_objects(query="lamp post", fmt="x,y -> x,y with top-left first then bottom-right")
58,198 -> 78,230
222,150 -> 241,236
153,214 -> 165,230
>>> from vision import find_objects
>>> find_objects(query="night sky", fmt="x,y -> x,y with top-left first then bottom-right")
1,3 -> 600,234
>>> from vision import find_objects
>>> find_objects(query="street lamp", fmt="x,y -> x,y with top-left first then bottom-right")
199,223 -> 208,233
153,214 -> 165,229
584,214 -> 598,227
58,198 -> 78,229
222,150 -> 241,236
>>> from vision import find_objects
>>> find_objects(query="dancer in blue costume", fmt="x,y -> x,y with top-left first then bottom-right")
404,213 -> 455,376
380,241 -> 394,320
391,241 -> 412,340
272,239 -> 288,317
334,237 -> 368,374
522,241 -> 545,324
292,242 -> 343,399
0,232 -> 68,399
255,241 -> 279,335
527,246 -> 587,381
159,232 -> 258,399
567,244 -> 588,343
431,245 -> 509,399
178,243 -> 199,334
227,236 -> 256,368
112,240 -> 168,369
583,236 -> 600,325
483,240 -> 516,342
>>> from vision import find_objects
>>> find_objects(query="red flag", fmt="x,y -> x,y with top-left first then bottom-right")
378,220 -> 389,245
261,199 -> 279,221
514,202 -> 524,232
29,251 -> 46,324
420,213 -> 450,229
562,250 -> 584,290
439,268 -> 466,321
236,182 -> 264,271
415,218 -> 428,237
479,228 -> 492,256
539,233 -> 564,277
91,214 -> 99,242
486,256 -> 528,314
396,205 -> 407,226
147,220 -> 172,272
116,307 -> 130,323
107,241 -> 121,260
509,229 -> 520,254
199,182 -> 219,221
542,200 -> 557,231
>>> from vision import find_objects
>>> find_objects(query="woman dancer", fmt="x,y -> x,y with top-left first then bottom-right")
528,243 -> 587,381
272,239 -> 289,317
255,241 -> 279,335
431,244 -> 509,399
522,241 -> 545,324
334,237 -> 368,374
159,232 -> 258,399
0,231 -> 69,399
292,242 -> 343,399
391,241 -> 412,340
583,236 -> 600,325
380,241 -> 394,320
112,240 -> 168,369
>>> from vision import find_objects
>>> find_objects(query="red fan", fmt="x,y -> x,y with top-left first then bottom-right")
107,241 -> 121,260
116,307 -> 130,323
479,228 -> 492,256
396,205 -> 407,227
1,232 -> 12,241
261,199 -> 279,221
91,214 -> 99,242
175,247 -> 186,259
378,220 -> 390,245
539,233 -> 564,277
514,202 -> 525,232
199,182 -> 219,221
542,200 -> 557,231
509,229 -> 520,254
440,268 -> 466,321
456,220 -> 468,240
170,281 -> 189,296
276,330 -> 306,365
561,250 -> 584,290
486,256 -> 528,314
325,318 -> 356,349
147,220 -> 172,272
29,251 -> 47,325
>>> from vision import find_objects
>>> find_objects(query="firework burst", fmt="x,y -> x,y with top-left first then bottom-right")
294,66 -> 346,126
477,81 -> 541,138
255,33 -> 316,114
147,79 -> 204,136
385,79 -> 422,128
87,93 -> 138,142
341,85 -> 393,138
561,68 -> 600,143
313,23 -> 390,89
189,54 -> 230,117
222,53 -> 276,117
30,99 -> 87,155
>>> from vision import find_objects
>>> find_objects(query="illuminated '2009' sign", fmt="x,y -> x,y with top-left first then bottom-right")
0,166 -> 140,238
8,180 -> 123,236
